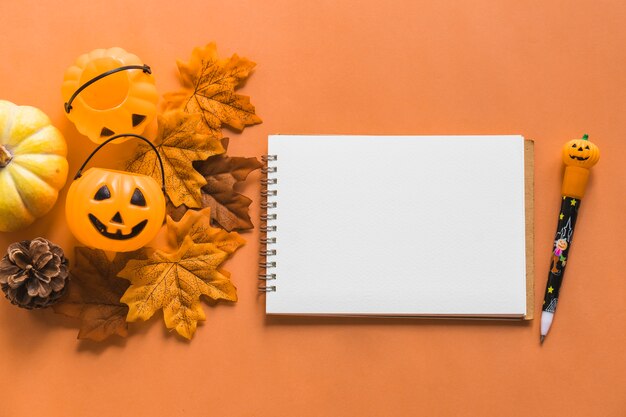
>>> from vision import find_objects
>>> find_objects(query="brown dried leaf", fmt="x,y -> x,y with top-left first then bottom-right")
53,248 -> 147,342
167,153 -> 262,231
126,111 -> 225,208
164,42 -> 262,137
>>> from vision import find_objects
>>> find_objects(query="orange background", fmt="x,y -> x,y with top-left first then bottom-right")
1,1 -> 625,416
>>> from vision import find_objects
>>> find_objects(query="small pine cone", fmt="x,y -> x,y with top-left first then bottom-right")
0,238 -> 69,309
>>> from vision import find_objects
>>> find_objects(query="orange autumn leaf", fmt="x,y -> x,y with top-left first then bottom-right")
126,111 -> 225,208
164,42 -> 262,137
53,248 -> 147,342
119,209 -> 244,340
119,237 -> 237,340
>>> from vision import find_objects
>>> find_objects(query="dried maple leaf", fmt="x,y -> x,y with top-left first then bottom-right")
53,248 -> 146,342
167,152 -> 262,231
165,207 -> 246,253
164,42 -> 262,137
119,210 -> 244,340
126,111 -> 225,208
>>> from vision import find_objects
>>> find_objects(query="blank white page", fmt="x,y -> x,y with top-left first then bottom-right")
265,135 -> 527,317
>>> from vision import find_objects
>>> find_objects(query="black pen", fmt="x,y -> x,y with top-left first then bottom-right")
540,134 -> 599,343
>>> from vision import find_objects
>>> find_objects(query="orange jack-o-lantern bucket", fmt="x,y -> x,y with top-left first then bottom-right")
65,134 -> 166,252
61,47 -> 158,144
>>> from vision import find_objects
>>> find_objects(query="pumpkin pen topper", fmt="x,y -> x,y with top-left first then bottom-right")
65,134 -> 166,252
561,134 -> 601,198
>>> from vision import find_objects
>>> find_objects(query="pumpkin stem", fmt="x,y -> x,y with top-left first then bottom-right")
0,144 -> 12,168
582,134 -> 589,141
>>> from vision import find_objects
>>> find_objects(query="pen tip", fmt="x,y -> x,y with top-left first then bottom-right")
540,335 -> 545,344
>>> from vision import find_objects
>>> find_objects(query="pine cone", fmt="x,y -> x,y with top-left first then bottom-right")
0,238 -> 69,309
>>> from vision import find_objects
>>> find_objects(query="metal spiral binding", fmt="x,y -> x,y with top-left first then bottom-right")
259,154 -> 278,292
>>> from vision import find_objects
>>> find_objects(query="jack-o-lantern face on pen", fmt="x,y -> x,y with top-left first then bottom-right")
562,137 -> 600,168
66,168 -> 165,252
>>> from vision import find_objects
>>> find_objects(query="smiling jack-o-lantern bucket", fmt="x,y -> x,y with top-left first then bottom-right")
61,47 -> 158,144
65,134 -> 166,252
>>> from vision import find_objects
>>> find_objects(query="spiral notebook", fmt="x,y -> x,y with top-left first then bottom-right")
260,135 -> 534,319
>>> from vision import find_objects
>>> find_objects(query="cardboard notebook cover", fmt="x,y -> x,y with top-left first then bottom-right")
261,136 -> 535,320
524,139 -> 535,320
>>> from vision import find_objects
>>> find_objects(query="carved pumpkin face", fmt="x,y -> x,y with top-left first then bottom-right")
61,47 -> 158,144
562,136 -> 600,168
66,168 -> 165,252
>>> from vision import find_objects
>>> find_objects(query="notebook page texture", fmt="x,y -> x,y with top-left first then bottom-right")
265,135 -> 527,316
